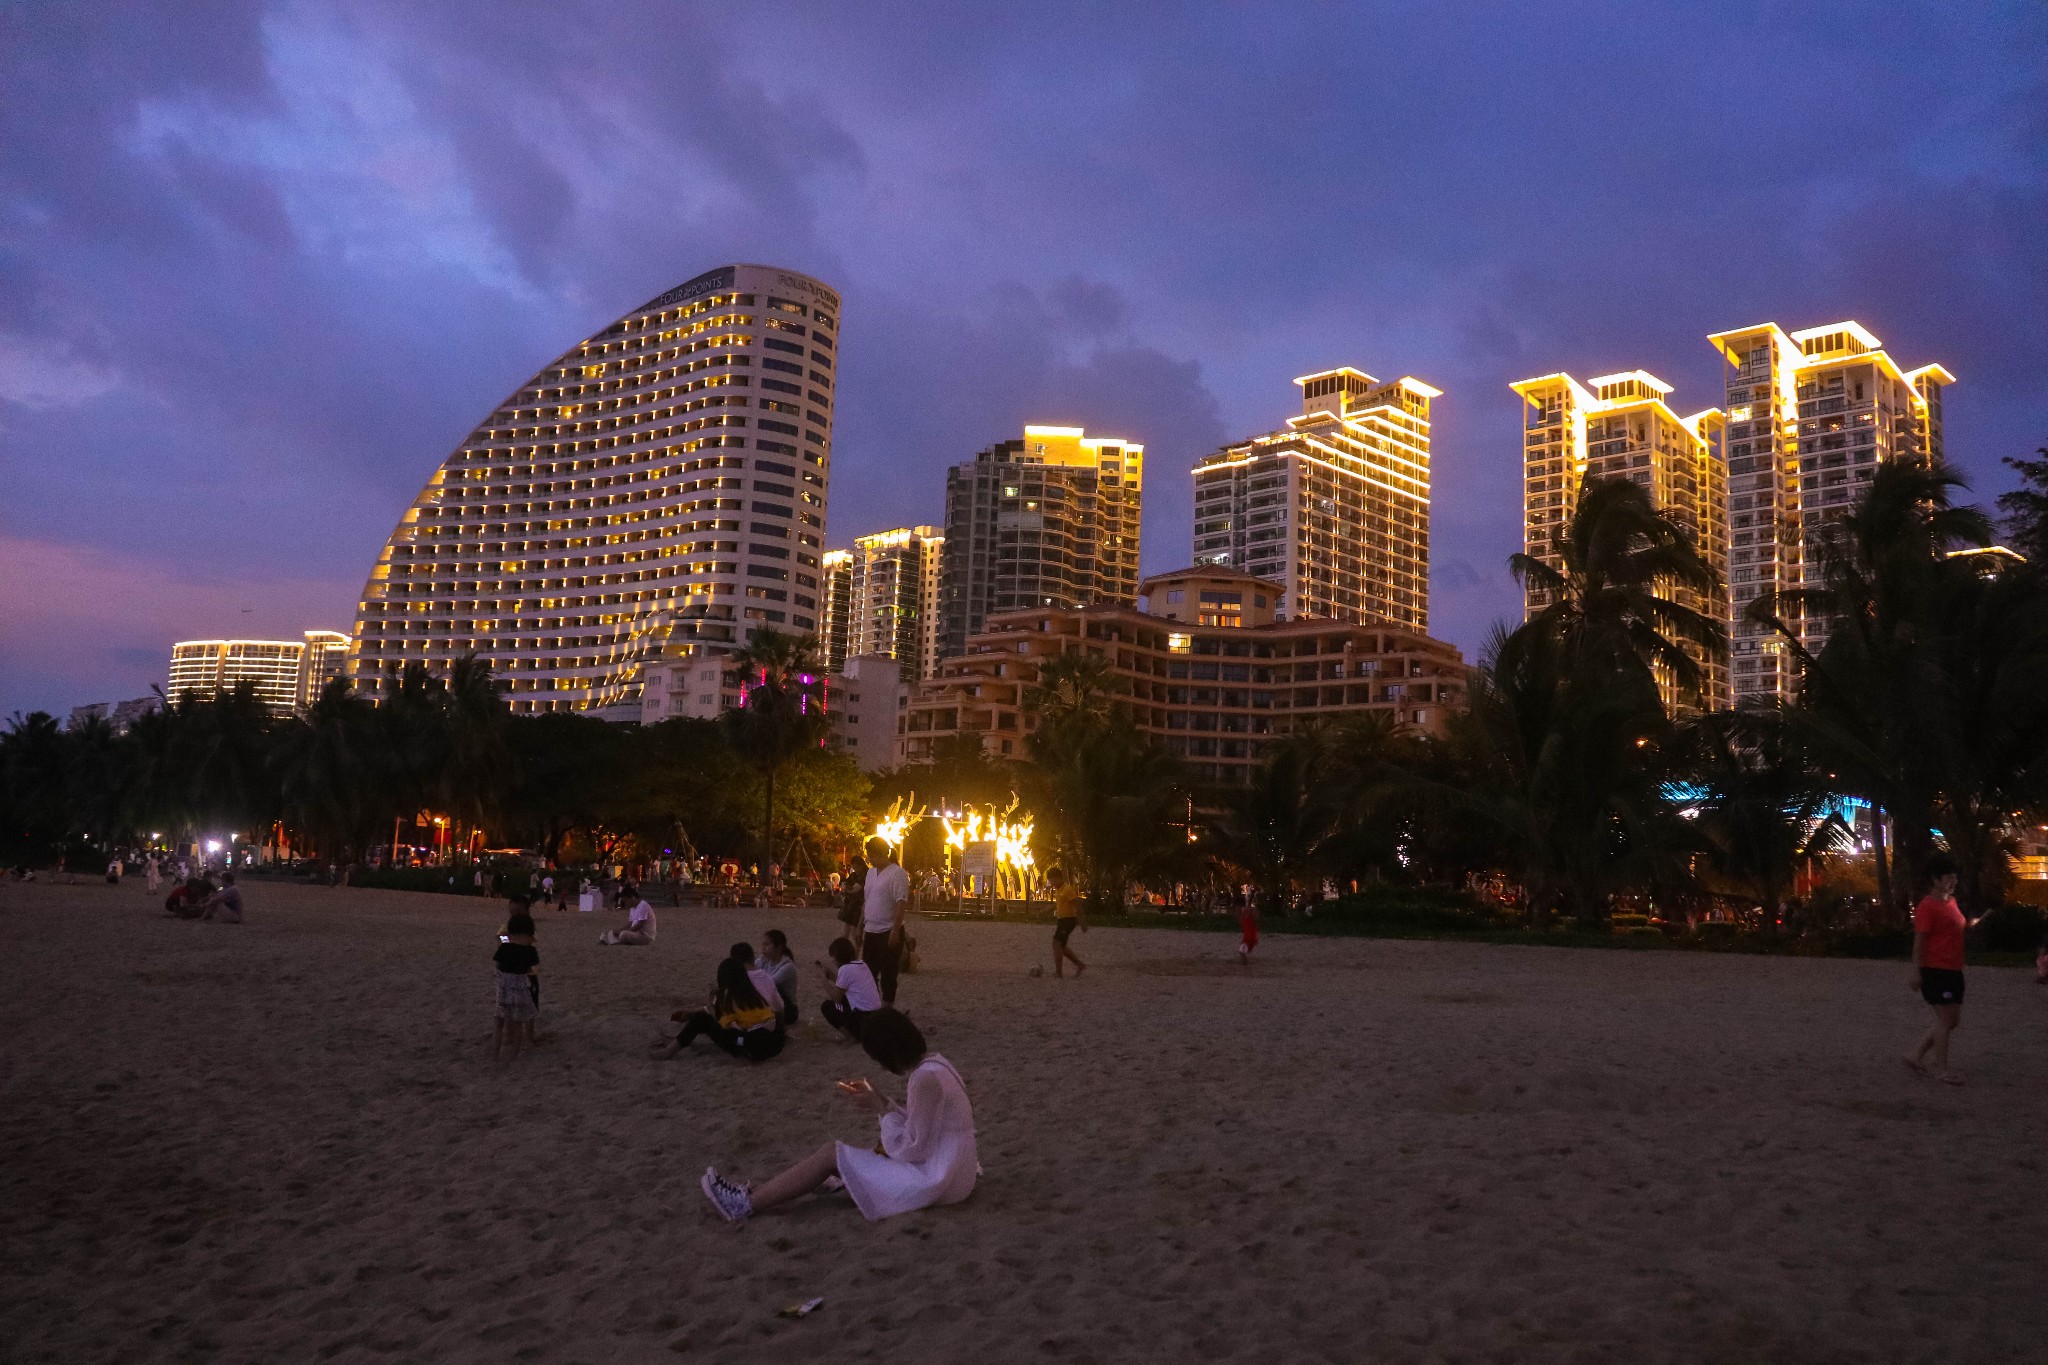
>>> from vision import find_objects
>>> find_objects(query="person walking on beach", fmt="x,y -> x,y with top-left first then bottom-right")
1237,889 -> 1260,965
494,912 -> 541,1060
144,855 -> 161,895
700,1008 -> 976,1224
1904,856 -> 1985,1084
860,838 -> 910,1006
1047,867 -> 1086,978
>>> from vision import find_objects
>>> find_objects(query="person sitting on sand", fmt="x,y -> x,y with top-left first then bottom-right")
700,1008 -> 977,1224
201,873 -> 243,924
494,912 -> 541,1059
164,877 -> 211,919
599,895 -> 656,946
758,929 -> 800,1026
655,954 -> 786,1062
1904,856 -> 1987,1085
818,936 -> 882,1039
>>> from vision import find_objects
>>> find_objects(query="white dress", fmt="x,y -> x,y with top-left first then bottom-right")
836,1055 -> 978,1221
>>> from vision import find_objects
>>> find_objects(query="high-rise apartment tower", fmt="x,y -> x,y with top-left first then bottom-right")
1707,321 -> 1953,704
825,526 -> 945,681
821,550 -> 854,672
1191,368 -> 1437,631
350,263 -> 841,714
938,425 -> 1142,659
1512,370 -> 1728,711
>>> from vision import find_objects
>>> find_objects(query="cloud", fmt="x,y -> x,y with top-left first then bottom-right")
2,1 -> 2044,715
0,334 -> 119,409
0,534 -> 357,716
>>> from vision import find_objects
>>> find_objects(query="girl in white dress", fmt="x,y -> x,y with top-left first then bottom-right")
701,1009 -> 977,1223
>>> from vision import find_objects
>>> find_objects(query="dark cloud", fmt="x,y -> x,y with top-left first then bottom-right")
3,2 -> 2044,712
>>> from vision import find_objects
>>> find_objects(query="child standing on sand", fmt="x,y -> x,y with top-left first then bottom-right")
494,912 -> 541,1059
1237,891 -> 1259,965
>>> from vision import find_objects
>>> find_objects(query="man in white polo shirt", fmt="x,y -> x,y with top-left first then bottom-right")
859,836 -> 910,1005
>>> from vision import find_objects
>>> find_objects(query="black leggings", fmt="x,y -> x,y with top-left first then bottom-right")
820,999 -> 866,1037
675,1011 -> 785,1062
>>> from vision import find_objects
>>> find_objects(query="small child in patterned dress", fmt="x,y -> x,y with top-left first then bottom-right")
494,912 -> 540,1059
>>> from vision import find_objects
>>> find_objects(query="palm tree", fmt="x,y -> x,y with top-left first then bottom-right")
273,677 -> 380,859
1753,459 -> 2001,912
1683,710 -> 1850,931
1020,647 -> 1181,907
721,629 -> 831,870
439,653 -> 512,848
1203,737 -> 1338,916
1032,714 -> 1184,909
1449,623 -> 1689,927
0,711 -> 69,862
1511,474 -> 1725,708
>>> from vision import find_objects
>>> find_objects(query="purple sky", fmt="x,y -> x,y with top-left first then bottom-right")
4,2 -> 2044,718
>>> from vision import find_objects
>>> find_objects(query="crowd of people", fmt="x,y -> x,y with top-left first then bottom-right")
484,833 -> 980,1224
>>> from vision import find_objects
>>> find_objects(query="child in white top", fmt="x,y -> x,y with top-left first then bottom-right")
817,936 -> 880,1037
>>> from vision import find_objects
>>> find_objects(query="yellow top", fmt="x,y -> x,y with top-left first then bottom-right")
1054,887 -> 1082,920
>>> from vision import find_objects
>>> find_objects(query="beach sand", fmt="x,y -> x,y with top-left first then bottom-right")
2,877 -> 2043,1363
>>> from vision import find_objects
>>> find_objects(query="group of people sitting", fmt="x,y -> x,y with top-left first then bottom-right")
651,930 -> 884,1062
162,872 -> 242,922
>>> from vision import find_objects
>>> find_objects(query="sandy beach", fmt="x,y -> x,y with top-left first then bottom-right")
1,877 -> 2042,1364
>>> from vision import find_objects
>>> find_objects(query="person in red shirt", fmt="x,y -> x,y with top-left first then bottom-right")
1904,856 -> 1983,1084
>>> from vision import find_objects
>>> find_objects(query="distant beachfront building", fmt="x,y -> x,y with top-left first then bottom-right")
823,526 -> 945,682
1191,368 -> 1438,632
833,654 -> 909,772
66,696 -> 162,733
300,630 -> 349,705
903,566 -> 1465,783
1511,369 -> 1729,712
166,631 -> 347,716
349,263 -> 841,715
1707,321 -> 1953,705
938,425 -> 1143,661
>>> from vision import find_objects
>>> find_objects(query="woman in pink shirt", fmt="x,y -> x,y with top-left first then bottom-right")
1903,856 -> 1983,1085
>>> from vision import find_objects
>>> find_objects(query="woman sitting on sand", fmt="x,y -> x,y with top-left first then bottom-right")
655,954 -> 786,1062
700,1008 -> 976,1224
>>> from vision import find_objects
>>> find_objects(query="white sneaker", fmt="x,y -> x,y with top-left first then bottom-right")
700,1168 -> 753,1223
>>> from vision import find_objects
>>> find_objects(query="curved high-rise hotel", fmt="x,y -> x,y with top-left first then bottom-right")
349,263 -> 840,713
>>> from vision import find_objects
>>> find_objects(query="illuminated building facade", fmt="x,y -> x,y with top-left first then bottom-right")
167,630 -> 348,716
821,549 -> 853,672
350,263 -> 841,714
938,425 -> 1143,660
903,567 -> 1465,783
1708,321 -> 1953,704
829,526 -> 945,682
1191,368 -> 1437,632
1512,369 -> 1728,711
300,630 -> 350,706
